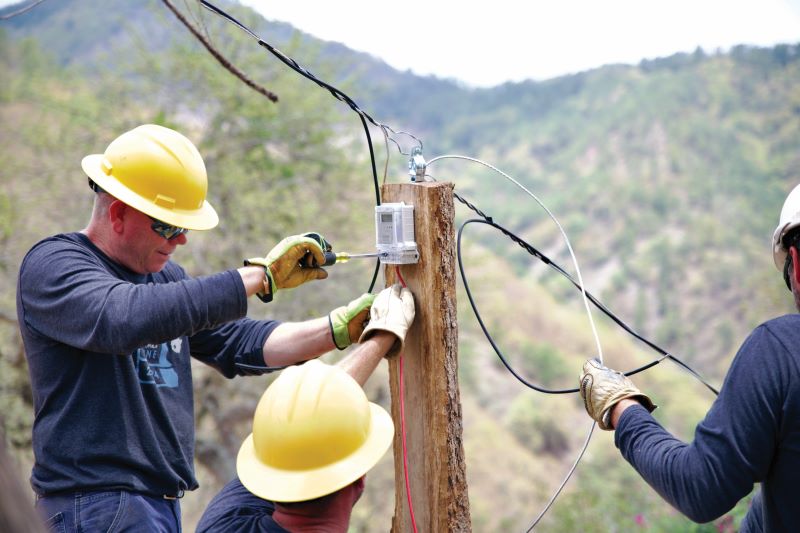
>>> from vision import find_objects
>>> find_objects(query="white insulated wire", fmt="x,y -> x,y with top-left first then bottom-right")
426,154 -> 603,531
426,154 -> 604,363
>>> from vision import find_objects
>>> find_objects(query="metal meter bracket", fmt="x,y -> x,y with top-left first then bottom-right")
375,202 -> 419,264
408,146 -> 426,183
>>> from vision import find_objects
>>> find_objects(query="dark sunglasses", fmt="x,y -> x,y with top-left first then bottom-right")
150,217 -> 189,240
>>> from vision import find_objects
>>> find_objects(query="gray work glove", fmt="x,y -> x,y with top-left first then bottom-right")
579,358 -> 656,430
359,284 -> 415,357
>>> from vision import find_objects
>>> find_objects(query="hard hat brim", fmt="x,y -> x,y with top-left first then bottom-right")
772,220 -> 800,272
82,154 -> 219,230
236,402 -> 394,503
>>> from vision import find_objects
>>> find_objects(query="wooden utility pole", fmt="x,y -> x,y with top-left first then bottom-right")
382,182 -> 471,532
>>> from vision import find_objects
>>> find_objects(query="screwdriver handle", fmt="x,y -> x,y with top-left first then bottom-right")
299,233 -> 337,268
301,250 -> 337,268
321,251 -> 337,266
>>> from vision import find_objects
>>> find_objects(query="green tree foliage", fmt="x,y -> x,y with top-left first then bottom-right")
2,1 -> 798,531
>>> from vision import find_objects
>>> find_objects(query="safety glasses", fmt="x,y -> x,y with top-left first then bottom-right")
150,217 -> 189,240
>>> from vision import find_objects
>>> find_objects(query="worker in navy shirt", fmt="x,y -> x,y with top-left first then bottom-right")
578,183 -> 800,532
17,124 -> 375,533
197,285 -> 415,533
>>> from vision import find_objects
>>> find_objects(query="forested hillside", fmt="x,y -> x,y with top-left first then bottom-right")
1,0 -> 797,531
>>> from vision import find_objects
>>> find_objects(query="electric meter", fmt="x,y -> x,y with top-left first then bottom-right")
375,202 -> 419,264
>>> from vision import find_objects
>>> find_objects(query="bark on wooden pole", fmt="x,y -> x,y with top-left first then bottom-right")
382,182 -> 471,533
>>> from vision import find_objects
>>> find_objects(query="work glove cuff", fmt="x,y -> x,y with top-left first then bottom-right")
360,322 -> 405,357
243,258 -> 275,303
597,388 -> 656,430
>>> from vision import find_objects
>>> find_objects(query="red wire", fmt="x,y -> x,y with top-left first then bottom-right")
395,264 -> 407,288
396,265 -> 419,533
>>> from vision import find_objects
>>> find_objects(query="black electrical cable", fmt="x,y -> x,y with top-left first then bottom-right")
189,7 -> 722,531
198,0 -> 382,291
457,215 -> 720,396
197,0 -> 718,397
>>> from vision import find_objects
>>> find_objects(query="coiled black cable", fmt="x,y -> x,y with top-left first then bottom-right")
198,0 -> 718,396
457,214 -> 719,396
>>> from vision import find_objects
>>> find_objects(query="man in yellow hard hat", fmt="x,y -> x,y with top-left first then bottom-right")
197,284 -> 415,533
17,124 -> 377,532
577,184 -> 800,532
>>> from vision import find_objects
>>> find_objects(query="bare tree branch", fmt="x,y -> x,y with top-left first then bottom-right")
161,0 -> 278,103
0,0 -> 48,20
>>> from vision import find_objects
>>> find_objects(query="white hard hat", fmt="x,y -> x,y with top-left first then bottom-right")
772,183 -> 800,272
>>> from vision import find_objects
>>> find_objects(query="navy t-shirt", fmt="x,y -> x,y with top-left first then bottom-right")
615,315 -> 800,532
16,233 -> 280,497
197,477 -> 288,533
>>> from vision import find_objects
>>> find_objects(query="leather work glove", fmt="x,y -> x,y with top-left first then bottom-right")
245,233 -> 329,302
579,358 -> 656,430
359,284 -> 415,357
329,293 -> 376,350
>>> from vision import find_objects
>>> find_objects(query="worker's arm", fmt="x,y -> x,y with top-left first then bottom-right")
262,293 -> 375,367
337,284 -> 416,386
588,323 -> 788,524
610,398 -> 640,428
261,317 -> 335,367
237,265 -> 271,298
337,332 -> 395,387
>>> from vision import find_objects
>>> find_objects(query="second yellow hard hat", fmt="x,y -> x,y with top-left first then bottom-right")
236,359 -> 394,502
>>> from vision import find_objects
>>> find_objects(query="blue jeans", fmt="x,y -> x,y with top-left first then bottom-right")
35,490 -> 182,533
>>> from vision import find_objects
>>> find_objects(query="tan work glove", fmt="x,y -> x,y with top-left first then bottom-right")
245,233 -> 329,302
579,358 -> 656,430
329,293 -> 376,350
359,284 -> 415,357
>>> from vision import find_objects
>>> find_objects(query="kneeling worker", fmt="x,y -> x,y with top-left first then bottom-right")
197,284 -> 415,532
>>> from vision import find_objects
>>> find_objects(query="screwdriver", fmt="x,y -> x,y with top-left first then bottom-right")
325,251 -> 385,265
303,250 -> 385,267
300,233 -> 385,267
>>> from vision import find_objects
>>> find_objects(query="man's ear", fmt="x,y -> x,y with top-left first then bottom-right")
791,246 -> 800,291
108,199 -> 127,234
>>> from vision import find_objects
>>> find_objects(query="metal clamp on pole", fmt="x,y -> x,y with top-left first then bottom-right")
408,146 -> 426,183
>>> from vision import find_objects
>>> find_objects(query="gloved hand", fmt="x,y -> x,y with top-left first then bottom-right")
359,284 -> 415,357
579,358 -> 656,430
329,293 -> 376,350
245,233 -> 329,302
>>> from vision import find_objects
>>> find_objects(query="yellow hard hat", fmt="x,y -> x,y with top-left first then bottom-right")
236,360 -> 394,502
81,124 -> 218,230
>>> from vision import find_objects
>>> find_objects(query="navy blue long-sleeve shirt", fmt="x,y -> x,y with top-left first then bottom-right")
196,477 -> 288,533
16,232 -> 280,497
615,314 -> 800,532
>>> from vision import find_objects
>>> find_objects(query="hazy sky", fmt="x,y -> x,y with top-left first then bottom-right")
238,0 -> 800,87
1,0 -> 798,86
